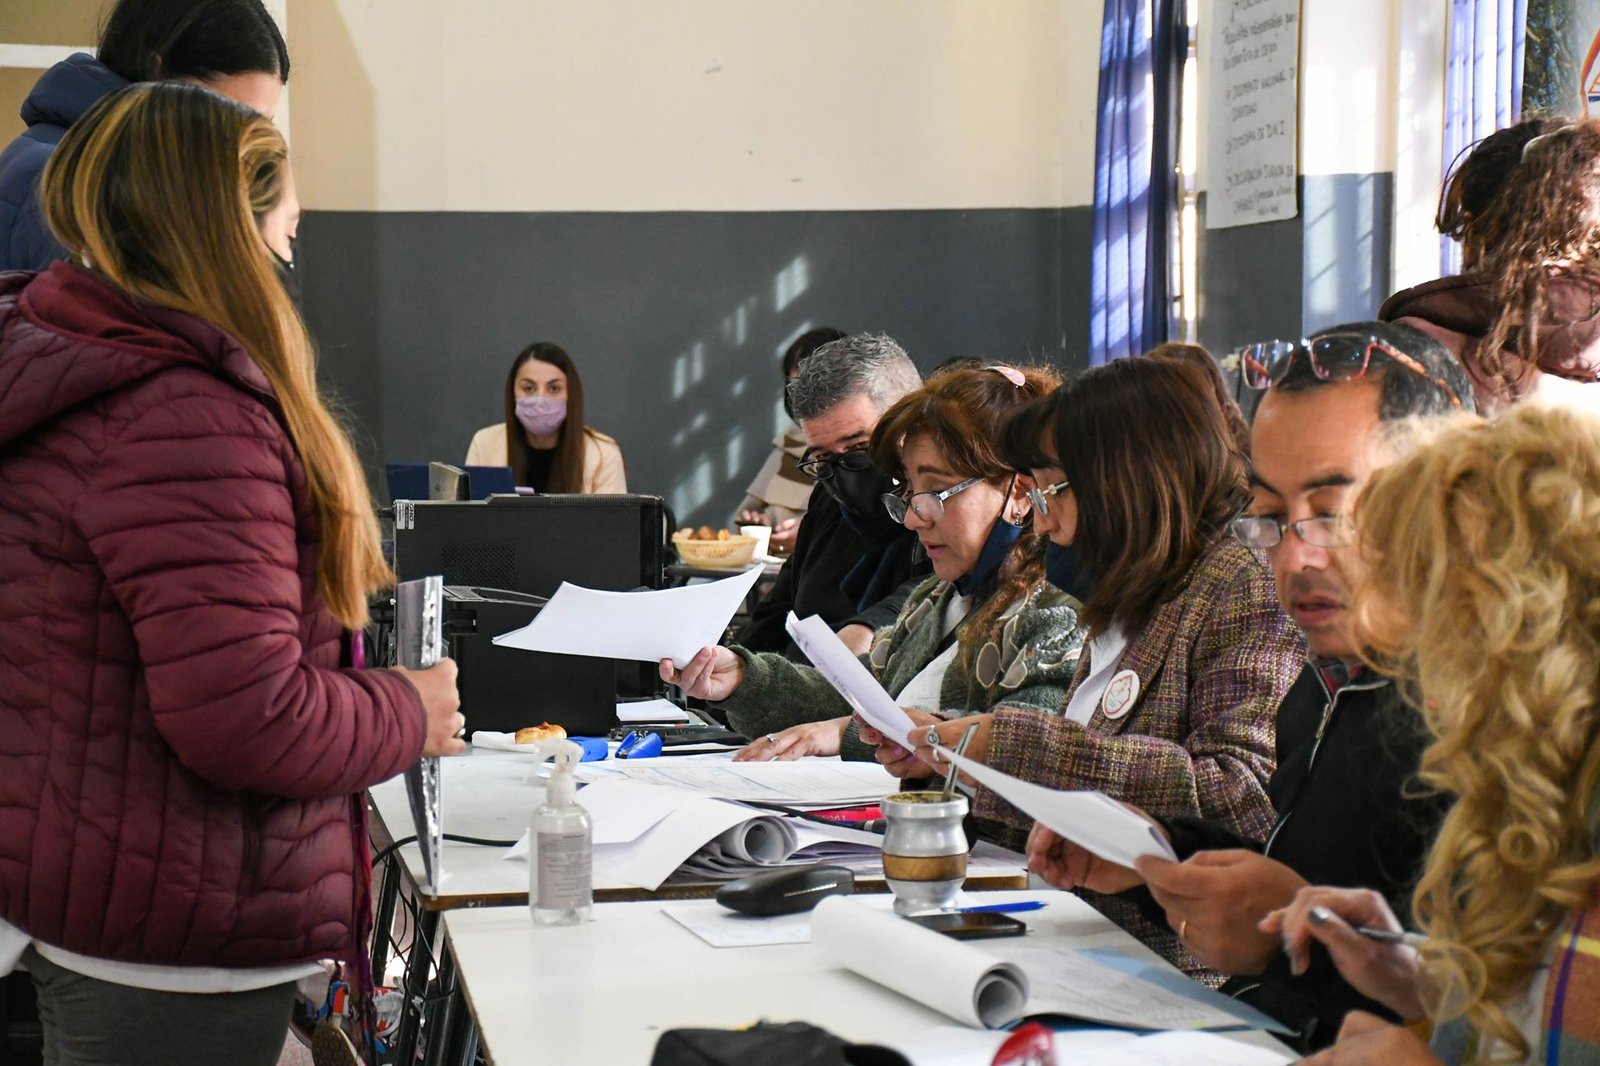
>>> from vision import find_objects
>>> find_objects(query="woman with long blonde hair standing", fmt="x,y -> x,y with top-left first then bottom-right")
0,83 -> 462,1063
1269,403 -> 1600,1065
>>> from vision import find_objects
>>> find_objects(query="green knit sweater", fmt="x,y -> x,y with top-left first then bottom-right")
718,576 -> 1085,759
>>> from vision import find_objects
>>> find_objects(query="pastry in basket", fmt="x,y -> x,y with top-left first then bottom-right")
514,722 -> 567,745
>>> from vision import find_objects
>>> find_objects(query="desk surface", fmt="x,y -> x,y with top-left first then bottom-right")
444,890 -> 1296,1066
368,751 -> 1028,909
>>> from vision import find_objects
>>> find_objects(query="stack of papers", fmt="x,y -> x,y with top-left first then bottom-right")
574,758 -> 897,806
504,779 -> 884,890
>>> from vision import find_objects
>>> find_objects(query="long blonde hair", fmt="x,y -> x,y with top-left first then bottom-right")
41,82 -> 390,628
1352,404 -> 1600,1058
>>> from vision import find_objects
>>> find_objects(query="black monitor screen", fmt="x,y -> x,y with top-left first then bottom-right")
392,494 -> 665,594
392,494 -> 667,696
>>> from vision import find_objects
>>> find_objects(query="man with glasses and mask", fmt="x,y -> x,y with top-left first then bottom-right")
1026,321 -> 1472,1051
733,332 -> 929,659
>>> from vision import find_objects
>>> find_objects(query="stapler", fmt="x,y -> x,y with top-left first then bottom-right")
616,730 -> 663,759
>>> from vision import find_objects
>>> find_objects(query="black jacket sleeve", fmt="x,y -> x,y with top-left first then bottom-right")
842,572 -> 923,632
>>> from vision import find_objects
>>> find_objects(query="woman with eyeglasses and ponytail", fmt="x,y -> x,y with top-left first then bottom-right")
0,84 -> 463,1060
1380,117 -> 1600,414
662,364 -> 1086,764
862,356 -> 1304,975
465,341 -> 627,493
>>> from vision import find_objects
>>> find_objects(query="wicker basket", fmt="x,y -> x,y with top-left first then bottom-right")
672,532 -> 759,569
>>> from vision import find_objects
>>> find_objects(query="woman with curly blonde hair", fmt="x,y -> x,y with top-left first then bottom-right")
1267,402 -> 1600,1065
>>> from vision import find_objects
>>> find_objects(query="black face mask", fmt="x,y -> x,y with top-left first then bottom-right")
272,237 -> 302,314
1044,541 -> 1093,602
821,454 -> 900,537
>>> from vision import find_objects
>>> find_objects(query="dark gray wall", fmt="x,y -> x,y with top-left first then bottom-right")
1197,172 -> 1395,356
300,207 -> 1092,527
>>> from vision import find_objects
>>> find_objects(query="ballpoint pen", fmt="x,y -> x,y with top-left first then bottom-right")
1307,905 -> 1429,949
1354,925 -> 1429,949
906,900 -> 1048,917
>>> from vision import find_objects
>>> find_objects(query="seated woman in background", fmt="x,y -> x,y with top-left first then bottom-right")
1268,404 -> 1600,1066
1380,117 -> 1600,414
465,341 -> 627,493
864,356 -> 1304,973
735,326 -> 846,555
663,364 -> 1083,762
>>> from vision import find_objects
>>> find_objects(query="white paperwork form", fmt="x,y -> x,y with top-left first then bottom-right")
492,567 -> 763,668
938,747 -> 1177,869
785,612 -> 918,747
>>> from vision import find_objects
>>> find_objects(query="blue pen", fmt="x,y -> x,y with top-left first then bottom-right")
953,901 -> 1048,915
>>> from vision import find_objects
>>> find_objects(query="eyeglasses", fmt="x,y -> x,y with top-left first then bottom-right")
1229,513 -> 1353,550
1234,332 -> 1462,409
881,476 -> 983,524
797,445 -> 874,481
1027,480 -> 1070,516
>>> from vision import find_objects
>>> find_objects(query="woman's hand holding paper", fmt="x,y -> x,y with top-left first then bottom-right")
659,645 -> 745,702
858,708 -> 936,778
1026,823 -> 1146,894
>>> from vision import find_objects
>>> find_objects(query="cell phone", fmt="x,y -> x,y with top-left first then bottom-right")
904,911 -> 1027,940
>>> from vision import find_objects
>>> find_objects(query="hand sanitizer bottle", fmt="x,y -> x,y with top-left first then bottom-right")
530,739 -> 592,925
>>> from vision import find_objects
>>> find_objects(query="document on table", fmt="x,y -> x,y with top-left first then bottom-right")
616,698 -> 693,723
1001,944 -> 1273,1031
785,612 -> 918,747
491,567 -> 764,668
936,747 -> 1176,869
573,759 -> 897,805
812,896 -> 1029,1029
662,901 -> 815,948
885,1028 -> 1293,1066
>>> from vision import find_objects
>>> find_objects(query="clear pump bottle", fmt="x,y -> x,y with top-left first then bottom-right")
530,739 -> 592,925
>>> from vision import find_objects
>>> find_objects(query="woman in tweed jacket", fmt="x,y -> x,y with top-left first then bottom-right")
865,357 -> 1305,973
662,364 -> 1084,760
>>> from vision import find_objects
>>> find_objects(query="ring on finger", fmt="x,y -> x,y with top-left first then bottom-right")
924,726 -> 941,748
766,734 -> 778,743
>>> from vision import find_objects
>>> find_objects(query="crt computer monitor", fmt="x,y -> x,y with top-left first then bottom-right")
391,494 -> 668,695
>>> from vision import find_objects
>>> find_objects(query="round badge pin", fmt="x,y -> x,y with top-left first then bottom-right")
1100,669 -> 1140,720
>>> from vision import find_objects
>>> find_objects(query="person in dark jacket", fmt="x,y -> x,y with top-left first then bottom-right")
1026,321 -> 1475,1050
732,332 -> 930,659
0,0 -> 289,272
0,84 -> 462,1063
1379,117 -> 1600,413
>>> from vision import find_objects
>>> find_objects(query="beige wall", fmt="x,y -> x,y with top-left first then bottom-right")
286,0 -> 1100,213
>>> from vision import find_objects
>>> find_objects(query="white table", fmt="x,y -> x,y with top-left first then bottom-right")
366,750 -> 1029,910
366,749 -> 1029,1064
443,889 -> 1297,1066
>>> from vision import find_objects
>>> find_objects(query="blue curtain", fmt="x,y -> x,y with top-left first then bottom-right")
1441,0 -> 1527,275
1090,0 -> 1187,365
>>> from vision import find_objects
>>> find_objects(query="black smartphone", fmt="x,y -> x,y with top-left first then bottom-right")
904,912 -> 1027,940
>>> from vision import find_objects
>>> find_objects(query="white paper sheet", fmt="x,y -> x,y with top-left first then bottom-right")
1072,1030 -> 1295,1065
573,759 -> 898,805
662,901 -> 816,948
936,748 -> 1176,869
491,567 -> 764,668
617,698 -> 693,723
811,896 -> 1029,1029
784,612 -> 919,746
1000,945 -> 1255,1031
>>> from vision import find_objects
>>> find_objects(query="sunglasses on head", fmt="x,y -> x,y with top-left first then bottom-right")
1234,332 -> 1462,408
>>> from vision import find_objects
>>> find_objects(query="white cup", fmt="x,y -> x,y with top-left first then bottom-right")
739,524 -> 773,558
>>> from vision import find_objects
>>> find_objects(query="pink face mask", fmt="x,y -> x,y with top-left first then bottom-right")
515,396 -> 567,437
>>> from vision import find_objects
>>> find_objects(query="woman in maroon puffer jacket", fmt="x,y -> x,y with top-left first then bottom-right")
0,83 -> 464,1063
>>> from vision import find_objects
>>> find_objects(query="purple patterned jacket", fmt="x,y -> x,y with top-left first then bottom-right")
975,534 -> 1305,974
